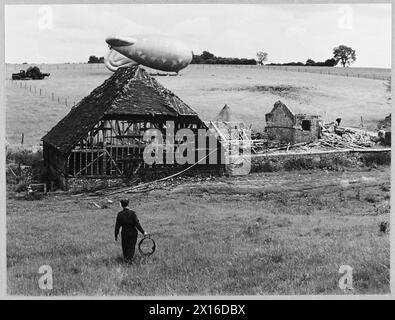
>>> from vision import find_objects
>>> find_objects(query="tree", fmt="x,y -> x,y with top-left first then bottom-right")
333,45 -> 356,67
88,55 -> 104,63
324,58 -> 338,67
201,51 -> 215,61
305,59 -> 315,66
256,51 -> 268,65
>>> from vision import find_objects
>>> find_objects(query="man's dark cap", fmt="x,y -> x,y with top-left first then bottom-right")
120,199 -> 129,208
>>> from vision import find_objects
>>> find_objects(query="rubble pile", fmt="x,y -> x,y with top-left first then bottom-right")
320,126 -> 379,149
251,122 -> 387,155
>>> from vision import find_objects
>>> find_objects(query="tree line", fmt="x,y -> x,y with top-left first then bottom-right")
88,56 -> 104,63
191,51 -> 256,65
87,44 -> 356,67
257,45 -> 356,68
267,58 -> 338,67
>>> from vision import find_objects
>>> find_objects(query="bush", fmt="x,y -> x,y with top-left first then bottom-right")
14,182 -> 27,193
284,157 -> 314,171
6,146 -> 42,166
6,146 -> 44,182
360,152 -> 391,167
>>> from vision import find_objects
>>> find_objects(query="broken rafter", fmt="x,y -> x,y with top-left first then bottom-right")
105,149 -> 123,175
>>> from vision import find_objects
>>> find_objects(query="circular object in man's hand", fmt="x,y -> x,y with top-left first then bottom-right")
138,235 -> 156,256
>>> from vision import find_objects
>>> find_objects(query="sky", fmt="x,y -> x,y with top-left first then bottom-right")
4,4 -> 392,68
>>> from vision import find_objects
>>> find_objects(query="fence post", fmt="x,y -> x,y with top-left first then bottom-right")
52,92 -> 54,101
21,133 -> 24,146
39,88 -> 42,96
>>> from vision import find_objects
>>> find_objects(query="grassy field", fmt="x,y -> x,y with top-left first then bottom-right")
5,64 -> 391,146
5,63 -> 391,296
7,166 -> 390,295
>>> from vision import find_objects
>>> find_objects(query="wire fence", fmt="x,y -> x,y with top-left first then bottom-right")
6,63 -> 106,72
6,79 -> 80,108
190,64 -> 391,81
5,63 -> 391,80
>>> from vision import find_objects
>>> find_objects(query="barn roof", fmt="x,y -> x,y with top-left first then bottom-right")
42,66 -> 199,154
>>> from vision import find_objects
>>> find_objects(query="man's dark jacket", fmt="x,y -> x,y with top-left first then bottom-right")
115,208 -> 145,260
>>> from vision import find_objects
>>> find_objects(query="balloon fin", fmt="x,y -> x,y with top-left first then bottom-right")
104,48 -> 138,72
105,35 -> 136,47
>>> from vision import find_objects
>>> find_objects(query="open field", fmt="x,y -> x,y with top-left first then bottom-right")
5,64 -> 391,147
7,166 -> 390,295
5,63 -> 391,296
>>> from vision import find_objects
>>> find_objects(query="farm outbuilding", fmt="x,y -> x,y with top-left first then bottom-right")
42,65 -> 224,191
265,100 -> 322,144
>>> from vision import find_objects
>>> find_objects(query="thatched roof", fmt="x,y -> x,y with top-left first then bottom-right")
42,66 -> 199,154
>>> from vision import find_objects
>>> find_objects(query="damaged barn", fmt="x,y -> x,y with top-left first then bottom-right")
42,66 -> 224,191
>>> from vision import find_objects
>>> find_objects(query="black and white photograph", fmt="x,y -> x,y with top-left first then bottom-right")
3,1 -> 392,297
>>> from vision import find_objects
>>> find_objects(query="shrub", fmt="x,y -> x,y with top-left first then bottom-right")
6,146 -> 44,182
14,182 -> 27,193
364,194 -> 379,203
284,157 -> 314,170
360,153 -> 390,167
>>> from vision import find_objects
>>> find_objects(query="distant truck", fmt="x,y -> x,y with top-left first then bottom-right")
12,66 -> 50,80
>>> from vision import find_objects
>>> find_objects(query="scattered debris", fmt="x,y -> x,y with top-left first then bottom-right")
92,201 -> 102,209
379,221 -> 390,233
29,183 -> 47,194
320,125 -> 379,149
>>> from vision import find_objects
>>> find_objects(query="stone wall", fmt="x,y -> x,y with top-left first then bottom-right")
293,115 -> 321,144
250,149 -> 390,172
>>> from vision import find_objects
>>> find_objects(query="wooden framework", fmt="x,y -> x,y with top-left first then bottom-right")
66,118 -> 217,178
42,66 -> 226,189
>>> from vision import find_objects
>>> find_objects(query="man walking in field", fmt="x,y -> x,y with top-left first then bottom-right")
115,199 -> 148,262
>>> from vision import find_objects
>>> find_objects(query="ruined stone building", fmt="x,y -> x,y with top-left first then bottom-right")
265,100 -> 321,144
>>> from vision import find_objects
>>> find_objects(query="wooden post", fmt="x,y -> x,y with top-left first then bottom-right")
39,88 -> 42,96
21,133 -> 24,145
79,148 -> 82,175
103,147 -> 107,176
73,151 -> 76,176
109,147 -> 113,174
52,92 -> 54,101
91,150 -> 93,175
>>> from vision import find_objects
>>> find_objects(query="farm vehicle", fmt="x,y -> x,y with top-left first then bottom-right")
12,66 -> 50,80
